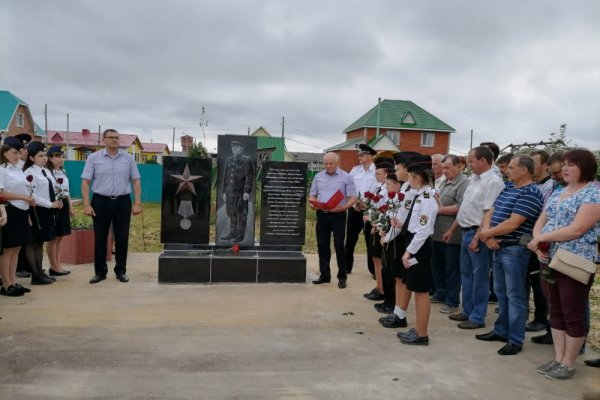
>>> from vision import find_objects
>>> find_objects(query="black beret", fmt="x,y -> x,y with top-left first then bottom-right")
375,161 -> 395,172
393,151 -> 421,165
47,146 -> 64,156
15,133 -> 32,144
358,143 -> 377,156
26,141 -> 47,154
3,136 -> 23,150
386,173 -> 399,182
406,154 -> 433,173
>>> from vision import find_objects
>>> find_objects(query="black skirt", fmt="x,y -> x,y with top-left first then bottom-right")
3,204 -> 31,248
54,199 -> 71,237
371,231 -> 383,258
29,206 -> 56,243
401,234 -> 432,293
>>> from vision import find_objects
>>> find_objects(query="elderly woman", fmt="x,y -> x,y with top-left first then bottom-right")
527,148 -> 600,380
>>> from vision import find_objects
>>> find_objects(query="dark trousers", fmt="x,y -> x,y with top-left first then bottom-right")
91,195 -> 132,276
316,210 -> 347,280
526,253 -> 548,323
226,195 -> 248,239
344,208 -> 374,274
431,241 -> 462,308
381,239 -> 396,307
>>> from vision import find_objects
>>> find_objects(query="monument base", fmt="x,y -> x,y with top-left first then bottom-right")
158,244 -> 306,284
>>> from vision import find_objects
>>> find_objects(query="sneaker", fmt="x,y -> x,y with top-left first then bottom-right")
536,360 -> 560,374
531,332 -> 554,345
440,305 -> 459,314
449,312 -> 469,321
545,364 -> 577,380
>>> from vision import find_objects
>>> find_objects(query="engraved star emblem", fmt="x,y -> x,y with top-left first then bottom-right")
171,164 -> 202,195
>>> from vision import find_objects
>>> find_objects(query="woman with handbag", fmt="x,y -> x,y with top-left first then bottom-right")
527,148 -> 600,380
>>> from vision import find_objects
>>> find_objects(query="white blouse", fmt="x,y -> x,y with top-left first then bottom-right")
23,164 -> 57,209
0,163 -> 30,210
51,168 -> 71,200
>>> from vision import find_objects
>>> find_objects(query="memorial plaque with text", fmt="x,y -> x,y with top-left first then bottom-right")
161,156 -> 211,244
260,161 -> 307,245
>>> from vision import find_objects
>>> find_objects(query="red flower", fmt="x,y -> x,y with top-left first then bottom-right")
373,194 -> 383,202
26,175 -> 34,182
364,191 -> 373,199
378,204 -> 389,213
397,192 -> 405,201
232,244 -> 240,253
388,191 -> 396,199
537,242 -> 550,252
56,178 -> 64,184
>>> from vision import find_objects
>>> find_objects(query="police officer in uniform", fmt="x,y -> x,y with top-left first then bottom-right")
220,139 -> 254,243
345,143 -> 377,275
15,133 -> 33,278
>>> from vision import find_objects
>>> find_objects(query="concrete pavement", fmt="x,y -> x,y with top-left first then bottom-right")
1,253 -> 598,399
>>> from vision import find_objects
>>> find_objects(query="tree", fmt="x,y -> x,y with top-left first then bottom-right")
544,123 -> 574,153
187,141 -> 209,158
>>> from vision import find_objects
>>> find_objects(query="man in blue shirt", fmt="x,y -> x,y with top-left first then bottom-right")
309,152 -> 357,288
476,155 -> 543,355
82,129 -> 142,284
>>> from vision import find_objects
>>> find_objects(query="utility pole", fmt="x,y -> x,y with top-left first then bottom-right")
200,106 -> 206,148
281,116 -> 285,137
375,98 -> 381,141
470,129 -> 473,150
98,125 -> 101,145
172,126 -> 176,152
44,104 -> 48,144
66,113 -> 70,159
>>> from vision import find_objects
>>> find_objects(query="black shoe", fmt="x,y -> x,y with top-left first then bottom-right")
312,276 -> 331,284
13,283 -> 31,293
49,269 -> 71,276
374,302 -> 393,314
381,314 -> 407,328
449,312 -> 469,321
399,330 -> 429,346
525,320 -> 547,332
89,275 -> 106,284
457,320 -> 485,330
366,291 -> 385,301
116,274 -> 129,283
531,332 -> 554,345
364,287 -> 380,298
497,343 -> 522,355
41,270 -> 56,282
16,270 -> 31,278
31,276 -> 54,285
475,330 -> 508,342
338,279 -> 347,289
397,328 -> 417,340
1,285 -> 25,297
584,358 -> 600,368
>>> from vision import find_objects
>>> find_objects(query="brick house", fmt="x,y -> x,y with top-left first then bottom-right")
0,90 -> 46,142
47,129 -> 144,161
327,99 -> 455,171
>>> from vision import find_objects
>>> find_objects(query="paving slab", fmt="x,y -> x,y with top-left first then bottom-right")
1,253 -> 598,399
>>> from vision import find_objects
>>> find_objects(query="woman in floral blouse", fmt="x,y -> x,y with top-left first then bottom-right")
528,148 -> 600,380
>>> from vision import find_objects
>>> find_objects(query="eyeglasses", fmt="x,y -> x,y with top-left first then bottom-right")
104,136 -> 120,140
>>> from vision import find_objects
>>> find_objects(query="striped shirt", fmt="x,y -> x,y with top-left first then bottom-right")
490,182 -> 543,241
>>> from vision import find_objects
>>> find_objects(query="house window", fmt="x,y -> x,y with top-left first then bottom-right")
386,130 -> 400,145
16,113 -> 24,127
421,132 -> 435,147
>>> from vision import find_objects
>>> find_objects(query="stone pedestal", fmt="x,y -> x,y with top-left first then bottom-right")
158,244 -> 306,284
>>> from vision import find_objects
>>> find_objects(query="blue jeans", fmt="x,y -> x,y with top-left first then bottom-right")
460,230 -> 492,325
492,245 -> 530,346
431,241 -> 461,307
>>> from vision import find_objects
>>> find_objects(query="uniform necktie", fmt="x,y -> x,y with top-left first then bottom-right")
41,169 -> 56,202
400,194 -> 420,236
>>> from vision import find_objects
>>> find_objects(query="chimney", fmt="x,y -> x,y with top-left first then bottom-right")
181,135 -> 194,153
82,129 -> 90,135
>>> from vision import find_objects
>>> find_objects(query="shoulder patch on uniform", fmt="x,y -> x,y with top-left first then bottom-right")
404,199 -> 412,209
419,215 -> 428,226
423,192 -> 430,199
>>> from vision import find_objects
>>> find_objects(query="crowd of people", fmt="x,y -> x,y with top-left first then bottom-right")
0,129 -> 141,294
310,142 -> 600,381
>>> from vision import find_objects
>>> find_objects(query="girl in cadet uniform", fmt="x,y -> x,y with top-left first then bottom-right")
22,141 -> 63,285
396,154 -> 438,345
363,157 -> 394,301
46,146 -> 73,276
378,152 -> 420,328
0,138 -> 35,296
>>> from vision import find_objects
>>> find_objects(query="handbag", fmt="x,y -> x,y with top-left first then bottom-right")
548,248 -> 598,284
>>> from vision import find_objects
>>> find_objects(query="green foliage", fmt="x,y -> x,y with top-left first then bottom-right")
544,123 -> 573,153
70,213 -> 94,230
187,142 -> 209,158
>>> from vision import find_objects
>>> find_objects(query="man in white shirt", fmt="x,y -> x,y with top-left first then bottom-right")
345,144 -> 377,275
445,146 -> 505,329
432,154 -> 446,189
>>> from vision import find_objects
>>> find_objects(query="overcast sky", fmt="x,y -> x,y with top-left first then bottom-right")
2,0 -> 599,154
